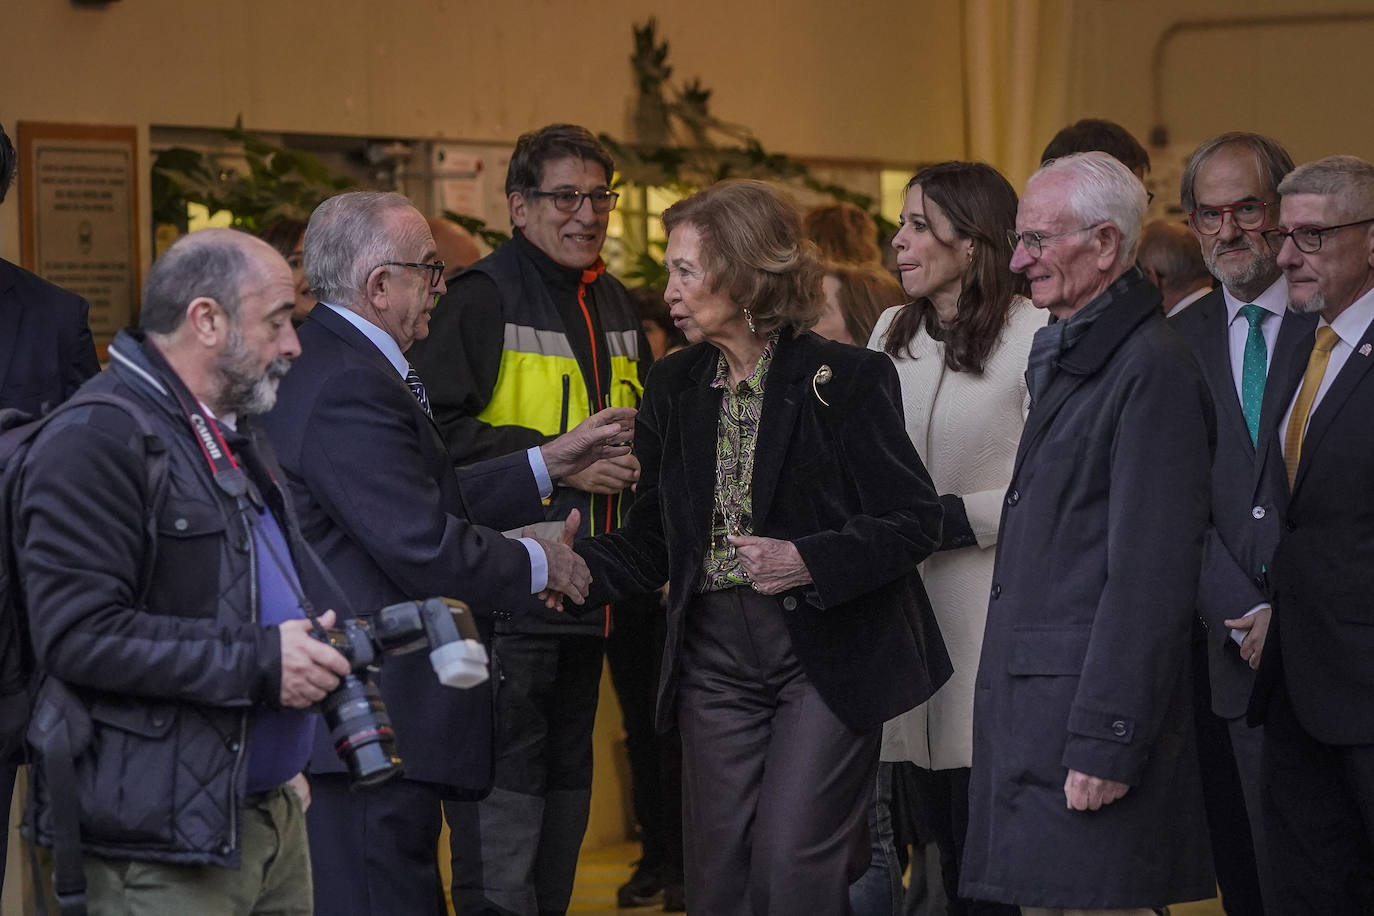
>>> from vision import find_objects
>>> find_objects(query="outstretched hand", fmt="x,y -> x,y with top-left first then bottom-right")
535,510 -> 587,611
562,454 -> 641,495
540,407 -> 636,481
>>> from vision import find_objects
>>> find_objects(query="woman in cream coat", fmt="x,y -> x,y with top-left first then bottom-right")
871,161 -> 1045,916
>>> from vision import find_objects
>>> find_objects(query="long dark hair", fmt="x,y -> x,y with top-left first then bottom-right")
881,162 -> 1026,373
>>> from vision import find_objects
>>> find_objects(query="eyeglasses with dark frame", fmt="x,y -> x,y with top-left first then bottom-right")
1189,200 -> 1270,236
375,260 -> 446,287
1261,216 -> 1374,255
528,188 -> 620,214
1006,224 -> 1101,258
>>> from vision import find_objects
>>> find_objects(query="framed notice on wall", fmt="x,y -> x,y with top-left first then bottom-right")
18,122 -> 141,356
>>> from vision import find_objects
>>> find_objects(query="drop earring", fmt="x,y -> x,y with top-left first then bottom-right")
744,307 -> 756,334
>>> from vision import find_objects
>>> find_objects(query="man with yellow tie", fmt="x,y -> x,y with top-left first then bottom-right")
1250,154 -> 1374,915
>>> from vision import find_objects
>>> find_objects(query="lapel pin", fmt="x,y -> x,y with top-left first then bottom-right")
1360,343 -> 1371,357
812,364 -> 833,406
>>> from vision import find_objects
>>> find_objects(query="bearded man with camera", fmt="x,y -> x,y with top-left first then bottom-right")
15,228 -> 352,915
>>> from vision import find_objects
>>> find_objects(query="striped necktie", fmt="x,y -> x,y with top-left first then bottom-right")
405,366 -> 433,419
1284,326 -> 1340,488
1238,304 -> 1268,447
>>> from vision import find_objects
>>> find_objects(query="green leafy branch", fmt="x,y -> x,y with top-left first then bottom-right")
151,117 -> 353,233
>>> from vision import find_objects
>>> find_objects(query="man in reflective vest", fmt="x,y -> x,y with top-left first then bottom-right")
409,122 -> 650,916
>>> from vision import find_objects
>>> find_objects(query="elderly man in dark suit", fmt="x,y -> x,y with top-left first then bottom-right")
1252,154 -> 1374,915
961,152 -> 1216,915
258,190 -> 633,916
1170,132 -> 1309,916
0,119 -> 99,895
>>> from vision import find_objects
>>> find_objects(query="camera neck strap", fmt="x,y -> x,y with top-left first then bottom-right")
143,344 -> 355,624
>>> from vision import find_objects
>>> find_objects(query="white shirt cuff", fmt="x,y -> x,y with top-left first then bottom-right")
517,537 -> 548,593
1229,603 -> 1269,646
527,446 -> 553,499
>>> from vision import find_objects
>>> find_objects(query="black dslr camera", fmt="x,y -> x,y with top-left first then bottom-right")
309,597 -> 488,788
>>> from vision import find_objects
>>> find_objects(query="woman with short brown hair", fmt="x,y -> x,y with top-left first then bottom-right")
578,179 -> 951,915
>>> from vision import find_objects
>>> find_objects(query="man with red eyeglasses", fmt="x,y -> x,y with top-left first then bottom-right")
1249,154 -> 1374,915
1170,131 -> 1312,916
408,124 -> 656,915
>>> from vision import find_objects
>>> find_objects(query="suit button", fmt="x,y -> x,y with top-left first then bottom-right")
1252,506 -> 1266,520
173,518 -> 189,531
1006,490 -> 1019,507
227,740 -> 241,753
218,841 -> 232,856
1111,720 -> 1128,737
1286,520 -> 1298,532
991,583 -> 1001,599
782,596 -> 798,611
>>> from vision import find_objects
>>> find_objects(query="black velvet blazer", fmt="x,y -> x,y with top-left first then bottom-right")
578,327 -> 951,732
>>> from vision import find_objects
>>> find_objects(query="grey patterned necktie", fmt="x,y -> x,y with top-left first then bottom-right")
405,366 -> 433,419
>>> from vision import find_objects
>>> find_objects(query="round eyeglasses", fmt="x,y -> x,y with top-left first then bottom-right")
1261,216 -> 1374,254
1189,201 -> 1270,236
1006,224 -> 1098,258
528,188 -> 620,214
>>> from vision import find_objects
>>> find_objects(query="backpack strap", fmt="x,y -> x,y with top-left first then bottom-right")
17,392 -> 168,916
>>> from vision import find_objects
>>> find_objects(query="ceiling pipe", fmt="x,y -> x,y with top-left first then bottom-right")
1150,11 -> 1374,147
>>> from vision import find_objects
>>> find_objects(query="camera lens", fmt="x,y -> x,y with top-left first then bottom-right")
319,673 -> 402,788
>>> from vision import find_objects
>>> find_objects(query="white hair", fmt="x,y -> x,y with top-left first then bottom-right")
1031,151 -> 1147,270
305,191 -> 417,306
1278,155 -> 1374,221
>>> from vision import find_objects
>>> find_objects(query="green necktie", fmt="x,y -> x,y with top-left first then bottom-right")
1239,304 -> 1268,447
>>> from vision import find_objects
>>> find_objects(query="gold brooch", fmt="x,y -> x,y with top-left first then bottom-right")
812,364 -> 833,406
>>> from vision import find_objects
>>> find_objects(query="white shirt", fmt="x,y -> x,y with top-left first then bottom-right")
319,302 -> 553,592
1219,279 -> 1288,643
1223,278 -> 1287,404
1280,284 -> 1374,457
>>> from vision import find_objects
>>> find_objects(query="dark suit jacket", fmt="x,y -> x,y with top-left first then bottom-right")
0,258 -> 99,413
1260,308 -> 1374,745
1170,290 -> 1316,718
259,304 -> 546,795
577,328 -> 951,734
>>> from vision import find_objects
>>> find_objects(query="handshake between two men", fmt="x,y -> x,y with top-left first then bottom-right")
527,405 -> 638,611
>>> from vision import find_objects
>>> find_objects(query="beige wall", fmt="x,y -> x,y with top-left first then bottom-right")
0,0 -> 970,261
8,0 -> 1374,262
1067,0 -> 1374,167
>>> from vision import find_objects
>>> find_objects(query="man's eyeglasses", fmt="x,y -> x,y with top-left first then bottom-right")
1261,216 -> 1374,254
376,260 -> 446,286
528,188 -> 620,214
1189,201 -> 1269,236
1006,224 -> 1098,258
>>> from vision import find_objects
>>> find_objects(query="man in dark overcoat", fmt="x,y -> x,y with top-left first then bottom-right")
961,152 -> 1216,914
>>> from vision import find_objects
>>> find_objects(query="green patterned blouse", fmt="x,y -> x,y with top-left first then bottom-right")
701,336 -> 776,591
